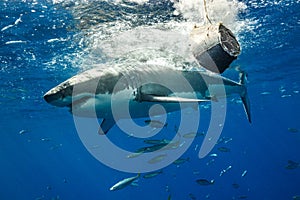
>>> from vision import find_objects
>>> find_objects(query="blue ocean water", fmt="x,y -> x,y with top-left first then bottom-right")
0,0 -> 299,199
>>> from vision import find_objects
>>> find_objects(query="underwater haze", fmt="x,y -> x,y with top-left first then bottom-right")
0,0 -> 300,199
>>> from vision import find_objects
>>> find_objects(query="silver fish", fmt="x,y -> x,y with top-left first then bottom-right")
148,154 -> 167,164
196,179 -> 214,186
110,173 -> 140,191
143,170 -> 163,179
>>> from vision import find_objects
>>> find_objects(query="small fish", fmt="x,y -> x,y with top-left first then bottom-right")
232,183 -> 240,189
279,86 -> 286,93
127,152 -> 143,159
132,140 -> 179,156
182,132 -> 197,138
293,195 -> 300,200
148,154 -> 167,164
182,131 -> 203,138
163,140 -> 181,150
146,143 -> 168,152
260,91 -> 271,95
110,173 -> 140,191
173,157 -> 190,165
194,144 -> 199,151
220,165 -> 232,176
288,128 -> 299,133
199,132 -> 205,136
143,139 -> 170,145
217,137 -> 225,144
135,143 -> 166,153
224,138 -> 233,144
217,137 -> 232,144
218,147 -> 231,152
131,182 -> 139,187
196,179 -> 214,186
238,195 -> 248,199
143,170 -> 163,179
285,160 -> 299,170
165,185 -> 170,192
152,140 -> 181,151
182,132 -> 205,138
144,120 -> 167,128
209,153 -> 218,157
19,129 -> 27,135
40,138 -> 51,142
241,170 -> 248,177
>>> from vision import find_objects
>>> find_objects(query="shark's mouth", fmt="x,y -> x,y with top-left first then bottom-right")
44,90 -> 72,107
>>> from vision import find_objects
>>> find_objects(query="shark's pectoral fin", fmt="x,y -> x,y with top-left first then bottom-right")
239,72 -> 251,123
98,118 -> 115,135
139,94 -> 210,103
241,92 -> 251,123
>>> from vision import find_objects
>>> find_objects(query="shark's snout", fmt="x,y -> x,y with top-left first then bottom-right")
44,86 -> 73,107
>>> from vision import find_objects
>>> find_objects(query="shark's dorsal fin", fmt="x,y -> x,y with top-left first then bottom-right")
98,118 -> 115,135
139,94 -> 211,103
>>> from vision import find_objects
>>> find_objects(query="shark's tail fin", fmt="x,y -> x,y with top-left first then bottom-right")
239,72 -> 252,123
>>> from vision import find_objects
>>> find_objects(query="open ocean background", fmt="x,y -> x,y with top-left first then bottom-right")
0,0 -> 299,199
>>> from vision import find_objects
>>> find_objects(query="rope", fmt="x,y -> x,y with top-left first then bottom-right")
203,0 -> 212,24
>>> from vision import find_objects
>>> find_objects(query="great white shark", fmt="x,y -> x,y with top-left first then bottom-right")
44,64 -> 251,134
